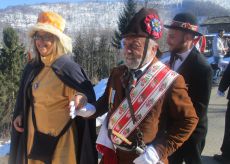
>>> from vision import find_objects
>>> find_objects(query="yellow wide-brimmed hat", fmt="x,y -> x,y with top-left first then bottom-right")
28,11 -> 72,53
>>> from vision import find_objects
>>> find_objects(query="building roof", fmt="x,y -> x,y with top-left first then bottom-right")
201,16 -> 230,26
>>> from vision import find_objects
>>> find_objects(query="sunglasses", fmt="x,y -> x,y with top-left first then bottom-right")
33,33 -> 55,42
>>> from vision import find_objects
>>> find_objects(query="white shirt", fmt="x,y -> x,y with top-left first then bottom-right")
139,59 -> 153,72
173,47 -> 193,71
212,35 -> 226,57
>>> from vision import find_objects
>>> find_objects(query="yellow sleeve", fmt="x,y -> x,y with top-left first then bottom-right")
63,85 -> 77,102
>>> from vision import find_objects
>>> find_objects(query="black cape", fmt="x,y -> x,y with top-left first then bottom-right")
8,54 -> 97,164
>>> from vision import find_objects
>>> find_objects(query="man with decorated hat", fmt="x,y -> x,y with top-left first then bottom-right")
165,12 -> 213,164
9,11 -> 97,164
72,8 -> 198,164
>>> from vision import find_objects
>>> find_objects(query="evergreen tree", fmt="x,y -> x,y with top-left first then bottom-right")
73,34 -> 85,66
85,35 -> 97,79
97,34 -> 114,80
73,31 -> 116,82
111,0 -> 137,49
0,27 -> 26,138
3,27 -> 19,50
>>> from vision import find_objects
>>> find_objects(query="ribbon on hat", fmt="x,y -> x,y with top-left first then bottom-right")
170,20 -> 198,32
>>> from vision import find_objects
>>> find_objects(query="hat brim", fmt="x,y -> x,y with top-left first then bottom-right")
164,25 -> 203,36
28,23 -> 72,52
122,33 -> 154,39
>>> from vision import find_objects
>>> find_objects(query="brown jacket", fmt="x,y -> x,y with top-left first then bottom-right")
94,59 -> 198,164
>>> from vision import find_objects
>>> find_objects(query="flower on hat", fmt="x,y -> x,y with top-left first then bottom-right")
144,14 -> 163,39
37,11 -> 65,32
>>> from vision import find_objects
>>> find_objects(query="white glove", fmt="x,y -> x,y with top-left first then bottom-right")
217,90 -> 225,97
133,145 -> 160,164
69,101 -> 96,119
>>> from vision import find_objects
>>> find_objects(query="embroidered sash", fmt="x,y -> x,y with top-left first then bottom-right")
108,61 -> 178,145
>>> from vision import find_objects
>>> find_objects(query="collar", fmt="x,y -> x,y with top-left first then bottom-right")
139,58 -> 153,72
177,46 -> 193,61
41,53 -> 56,66
128,58 -> 153,80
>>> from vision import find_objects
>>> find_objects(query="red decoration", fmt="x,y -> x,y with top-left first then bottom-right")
144,14 -> 163,39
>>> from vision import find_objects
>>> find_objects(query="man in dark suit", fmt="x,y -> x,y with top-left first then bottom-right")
165,13 -> 213,164
213,63 -> 230,164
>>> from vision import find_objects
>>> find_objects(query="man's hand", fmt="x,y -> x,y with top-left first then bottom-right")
74,93 -> 88,110
13,115 -> 24,133
133,145 -> 161,164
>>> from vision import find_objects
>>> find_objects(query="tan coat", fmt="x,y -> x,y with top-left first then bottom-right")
95,59 -> 198,164
27,54 -> 77,164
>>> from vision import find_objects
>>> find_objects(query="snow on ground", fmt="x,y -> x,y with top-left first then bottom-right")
94,78 -> 108,127
0,140 -> 10,157
0,55 -> 229,157
94,78 -> 108,100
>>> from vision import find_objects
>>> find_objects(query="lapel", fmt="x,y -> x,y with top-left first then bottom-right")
113,66 -> 128,106
176,47 -> 198,75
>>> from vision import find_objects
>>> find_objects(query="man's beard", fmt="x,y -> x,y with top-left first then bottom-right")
124,57 -> 142,69
170,35 -> 186,54
171,46 -> 185,54
124,51 -> 153,70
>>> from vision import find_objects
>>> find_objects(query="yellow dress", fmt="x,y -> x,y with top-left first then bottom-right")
27,54 -> 77,164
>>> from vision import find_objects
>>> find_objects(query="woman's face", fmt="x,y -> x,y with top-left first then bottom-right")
33,31 -> 56,57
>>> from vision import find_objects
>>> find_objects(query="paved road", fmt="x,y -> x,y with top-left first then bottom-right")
201,86 -> 228,164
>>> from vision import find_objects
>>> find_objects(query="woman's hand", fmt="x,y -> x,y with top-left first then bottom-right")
13,115 -> 24,133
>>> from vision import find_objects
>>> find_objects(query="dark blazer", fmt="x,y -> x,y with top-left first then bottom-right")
172,47 -> 213,141
9,55 -> 97,164
218,63 -> 230,100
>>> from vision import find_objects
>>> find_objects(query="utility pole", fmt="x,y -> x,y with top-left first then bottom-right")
144,0 -> 148,7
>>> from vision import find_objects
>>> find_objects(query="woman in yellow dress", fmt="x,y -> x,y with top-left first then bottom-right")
9,11 -> 97,164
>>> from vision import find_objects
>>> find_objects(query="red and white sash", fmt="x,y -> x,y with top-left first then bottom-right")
108,61 -> 178,145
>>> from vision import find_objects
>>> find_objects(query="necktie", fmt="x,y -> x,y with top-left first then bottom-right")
134,70 -> 143,79
128,70 -> 143,90
169,53 -> 183,68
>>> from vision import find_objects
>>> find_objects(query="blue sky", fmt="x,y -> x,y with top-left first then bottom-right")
0,0 -> 66,9
0,0 -> 219,10
0,0 -> 115,9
